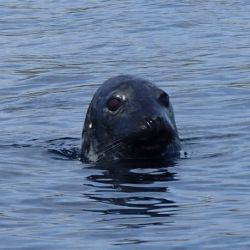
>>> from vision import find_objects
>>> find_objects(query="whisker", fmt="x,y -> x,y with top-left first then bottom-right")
97,137 -> 125,152
97,141 -> 124,161
99,141 -> 123,155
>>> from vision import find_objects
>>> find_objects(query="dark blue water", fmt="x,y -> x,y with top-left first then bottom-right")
1,1 -> 250,249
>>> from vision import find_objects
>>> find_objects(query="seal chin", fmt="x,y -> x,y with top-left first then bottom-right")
126,137 -> 178,160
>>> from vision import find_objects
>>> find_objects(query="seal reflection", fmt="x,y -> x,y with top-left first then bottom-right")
84,160 -> 179,217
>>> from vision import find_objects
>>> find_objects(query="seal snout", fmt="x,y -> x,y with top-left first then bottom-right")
138,116 -> 174,144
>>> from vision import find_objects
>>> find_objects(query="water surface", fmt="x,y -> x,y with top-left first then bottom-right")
1,1 -> 250,249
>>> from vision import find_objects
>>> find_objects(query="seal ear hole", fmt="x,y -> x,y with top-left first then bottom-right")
106,97 -> 122,112
158,91 -> 170,107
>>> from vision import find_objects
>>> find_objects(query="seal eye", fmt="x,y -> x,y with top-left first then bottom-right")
159,91 -> 169,107
107,97 -> 122,112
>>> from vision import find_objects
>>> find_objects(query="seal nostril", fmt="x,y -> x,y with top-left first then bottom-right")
146,119 -> 153,130
143,118 -> 155,130
141,117 -> 163,136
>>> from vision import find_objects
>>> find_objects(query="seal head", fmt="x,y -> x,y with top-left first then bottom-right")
81,75 -> 181,162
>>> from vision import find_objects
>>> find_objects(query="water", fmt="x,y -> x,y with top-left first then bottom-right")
1,1 -> 250,249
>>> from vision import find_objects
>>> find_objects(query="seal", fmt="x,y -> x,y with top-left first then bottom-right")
80,75 -> 181,162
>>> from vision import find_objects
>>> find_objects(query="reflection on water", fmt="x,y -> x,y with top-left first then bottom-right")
85,161 -> 178,217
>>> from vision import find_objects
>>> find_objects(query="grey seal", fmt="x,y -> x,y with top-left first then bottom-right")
80,75 -> 181,162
